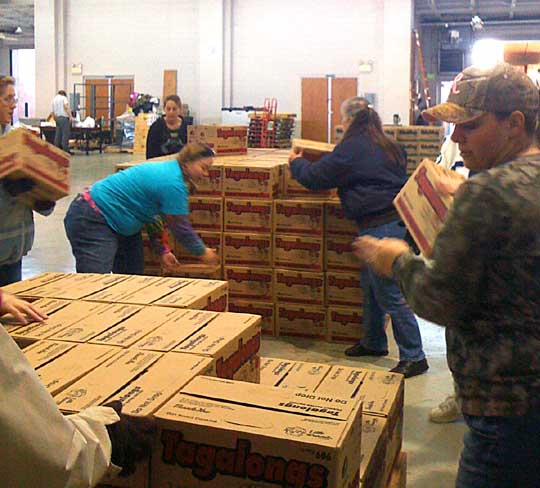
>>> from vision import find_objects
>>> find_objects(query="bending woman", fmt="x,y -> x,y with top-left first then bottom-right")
289,97 -> 427,378
64,142 -> 219,274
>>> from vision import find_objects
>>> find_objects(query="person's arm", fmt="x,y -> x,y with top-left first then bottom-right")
145,120 -> 163,159
289,142 -> 355,191
163,214 -> 206,256
64,99 -> 72,122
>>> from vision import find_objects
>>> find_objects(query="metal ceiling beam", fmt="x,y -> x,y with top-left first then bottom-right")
509,0 -> 517,20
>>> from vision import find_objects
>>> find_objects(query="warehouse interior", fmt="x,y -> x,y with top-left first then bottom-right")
1,1 -> 540,487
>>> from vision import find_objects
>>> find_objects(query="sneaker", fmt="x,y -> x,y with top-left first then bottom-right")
344,343 -> 389,357
389,358 -> 429,378
429,395 -> 461,423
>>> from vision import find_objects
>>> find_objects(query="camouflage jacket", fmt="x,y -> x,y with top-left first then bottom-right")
394,154 -> 540,416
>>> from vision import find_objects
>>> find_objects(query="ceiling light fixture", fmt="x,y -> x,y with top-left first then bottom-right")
471,15 -> 484,31
14,26 -> 22,34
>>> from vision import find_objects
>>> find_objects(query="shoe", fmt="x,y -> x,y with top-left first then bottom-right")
429,395 -> 461,423
389,358 -> 429,378
344,343 -> 389,357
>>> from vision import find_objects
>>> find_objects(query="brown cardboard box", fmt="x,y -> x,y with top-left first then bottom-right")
418,125 -> 444,142
276,303 -> 327,340
49,303 -> 143,343
223,232 -> 272,267
189,196 -> 223,231
154,279 -> 228,311
133,309 -> 219,352
33,343 -> 121,396
259,356 -> 296,386
327,307 -> 364,343
55,348 -> 163,413
228,299 -> 275,336
192,164 -> 223,196
172,312 -> 261,383
188,125 -> 248,155
224,266 -> 273,302
395,126 -> 420,142
274,268 -> 325,306
224,198 -> 273,233
1,297 -> 70,330
273,234 -> 324,272
283,165 -> 334,197
152,375 -> 362,488
326,271 -> 363,307
84,275 -> 165,302
111,277 -> 194,306
358,415 -> 389,488
1,272 -> 66,295
276,359 -> 332,391
326,236 -> 361,271
175,231 -> 222,264
23,340 -> 77,369
0,128 -> 70,203
394,159 -> 464,256
89,306 -> 181,348
325,200 -> 358,237
399,141 -> 419,156
419,141 -> 442,157
387,452 -> 407,488
223,161 -> 281,198
165,264 -> 223,280
274,198 -> 325,236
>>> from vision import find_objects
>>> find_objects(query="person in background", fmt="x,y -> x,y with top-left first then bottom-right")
52,89 -> 72,153
64,142 -> 219,274
353,63 -> 540,487
288,96 -> 428,378
0,75 -> 56,286
0,288 -> 155,486
146,94 -> 184,159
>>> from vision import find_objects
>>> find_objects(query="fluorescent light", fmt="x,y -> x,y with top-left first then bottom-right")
471,39 -> 503,68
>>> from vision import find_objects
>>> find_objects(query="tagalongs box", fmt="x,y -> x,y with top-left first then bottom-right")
152,376 -> 362,488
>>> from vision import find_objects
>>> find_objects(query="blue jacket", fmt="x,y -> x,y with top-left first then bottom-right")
289,129 -> 407,225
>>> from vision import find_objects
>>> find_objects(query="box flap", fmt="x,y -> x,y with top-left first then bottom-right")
259,357 -> 296,386
84,275 -> 163,302
154,279 -> 227,308
357,369 -> 404,417
278,360 -> 332,391
315,366 -> 368,398
0,297 -> 70,326
1,272 -> 66,295
23,340 -> 77,369
120,277 -> 194,304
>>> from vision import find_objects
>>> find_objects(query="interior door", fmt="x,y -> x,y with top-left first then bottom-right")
330,78 -> 357,143
112,78 -> 134,118
84,78 -> 109,125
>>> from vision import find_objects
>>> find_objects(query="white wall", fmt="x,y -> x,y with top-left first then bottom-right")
35,0 -> 412,123
0,46 -> 10,76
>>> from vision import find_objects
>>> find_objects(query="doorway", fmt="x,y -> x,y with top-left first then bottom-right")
10,48 -> 35,124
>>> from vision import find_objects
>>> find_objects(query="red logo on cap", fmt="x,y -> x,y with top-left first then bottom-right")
451,73 -> 464,94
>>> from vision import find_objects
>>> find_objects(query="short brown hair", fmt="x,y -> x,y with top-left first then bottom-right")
0,76 -> 15,96
164,94 -> 181,108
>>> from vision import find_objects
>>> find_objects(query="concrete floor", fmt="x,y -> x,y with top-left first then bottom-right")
25,152 -> 466,487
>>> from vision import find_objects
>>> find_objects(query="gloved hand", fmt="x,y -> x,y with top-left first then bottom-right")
2,177 -> 36,196
104,401 -> 156,477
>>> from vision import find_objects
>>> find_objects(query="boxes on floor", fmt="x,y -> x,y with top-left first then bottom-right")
1,271 -> 66,295
273,234 -> 324,272
326,271 -> 363,307
326,235 -> 362,272
164,264 -> 223,280
327,306 -> 364,343
1,297 -> 70,335
386,452 -> 407,488
224,266 -> 273,302
259,356 -> 296,386
0,128 -> 70,204
189,196 -> 223,231
175,231 -> 222,264
228,299 -> 275,336
188,125 -> 248,156
276,303 -> 327,340
273,198 -> 325,236
154,279 -> 228,312
274,268 -> 325,306
325,200 -> 358,237
223,232 -> 272,267
192,162 -> 223,196
224,198 -> 273,233
222,161 -> 282,199
151,375 -> 362,488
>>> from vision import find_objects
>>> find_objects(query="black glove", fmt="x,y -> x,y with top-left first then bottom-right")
33,200 -> 55,212
2,178 -> 36,196
104,401 -> 156,477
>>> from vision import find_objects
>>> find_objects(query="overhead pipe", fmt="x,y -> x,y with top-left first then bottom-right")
420,18 -> 540,27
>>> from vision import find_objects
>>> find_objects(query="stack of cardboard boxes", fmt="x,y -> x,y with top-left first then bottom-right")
133,113 -> 159,155
188,124 -> 248,156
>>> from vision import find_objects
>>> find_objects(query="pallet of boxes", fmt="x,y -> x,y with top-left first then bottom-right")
133,113 -> 159,155
2,272 -> 405,487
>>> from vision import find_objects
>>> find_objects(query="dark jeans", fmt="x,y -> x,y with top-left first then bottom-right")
0,260 -> 22,286
359,220 -> 425,361
456,412 -> 540,488
64,195 -> 144,274
54,116 -> 71,152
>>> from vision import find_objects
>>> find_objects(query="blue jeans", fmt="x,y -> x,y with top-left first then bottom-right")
359,220 -> 425,361
64,195 -> 144,274
456,413 -> 540,488
0,260 -> 22,286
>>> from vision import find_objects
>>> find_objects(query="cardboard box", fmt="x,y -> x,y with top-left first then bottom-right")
224,198 -> 273,233
133,309 -> 219,352
325,201 -> 358,237
172,312 -> 261,383
276,359 -> 332,391
395,126 -> 420,142
0,128 -> 70,203
259,356 -> 296,386
283,165 -> 335,198
152,376 -> 362,488
394,159 -> 464,256
165,264 -> 223,280
89,306 -> 181,348
223,161 -> 281,198
418,125 -> 444,142
325,236 -> 361,272
48,303 -> 143,343
326,271 -> 363,307
34,343 -> 121,396
224,266 -> 273,302
327,307 -> 364,343
1,297 -> 70,329
228,299 -> 275,336
175,231 -> 222,265
23,340 -> 77,369
223,232 -> 272,267
274,198 -> 325,236
387,452 -> 407,488
274,269 -> 325,306
273,234 -> 324,272
419,142 -> 442,157
1,272 -> 66,295
277,303 -> 328,340
55,348 -> 163,413
154,279 -> 228,311
315,365 -> 368,398
111,277 -> 194,306
189,196 -> 223,231
192,164 -> 223,196
84,275 -> 163,302
358,415 -> 389,488
188,125 -> 248,155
